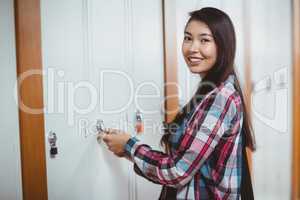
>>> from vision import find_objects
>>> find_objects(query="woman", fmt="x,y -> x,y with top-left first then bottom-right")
102,7 -> 255,200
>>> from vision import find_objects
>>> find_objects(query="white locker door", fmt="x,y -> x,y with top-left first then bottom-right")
130,0 -> 164,199
41,0 -> 163,199
248,0 -> 292,199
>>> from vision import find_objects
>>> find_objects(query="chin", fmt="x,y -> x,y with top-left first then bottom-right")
188,66 -> 203,74
188,64 -> 211,76
189,70 -> 200,74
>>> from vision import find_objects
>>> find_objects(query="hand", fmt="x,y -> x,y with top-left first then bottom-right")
102,129 -> 131,157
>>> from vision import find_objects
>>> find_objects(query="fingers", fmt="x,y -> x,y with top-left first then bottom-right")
101,129 -> 122,143
106,144 -> 124,157
102,133 -> 112,143
106,128 -> 126,134
102,132 -> 118,141
102,134 -> 117,147
100,129 -> 126,159
114,152 -> 125,157
106,128 -> 121,134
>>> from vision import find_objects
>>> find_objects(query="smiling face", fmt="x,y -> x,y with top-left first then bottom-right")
182,20 -> 217,77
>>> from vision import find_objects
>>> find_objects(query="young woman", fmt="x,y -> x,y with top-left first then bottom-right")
102,7 -> 256,200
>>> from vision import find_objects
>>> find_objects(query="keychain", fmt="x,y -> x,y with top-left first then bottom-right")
135,110 -> 144,134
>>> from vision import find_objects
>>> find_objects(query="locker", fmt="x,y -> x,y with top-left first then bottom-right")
41,0 -> 164,199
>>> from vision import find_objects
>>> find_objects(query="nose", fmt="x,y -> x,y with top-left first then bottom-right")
189,41 -> 200,53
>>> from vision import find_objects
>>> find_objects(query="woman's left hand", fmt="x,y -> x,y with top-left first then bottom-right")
102,129 -> 131,157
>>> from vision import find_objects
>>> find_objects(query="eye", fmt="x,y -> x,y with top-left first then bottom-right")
183,36 -> 192,41
200,38 -> 210,43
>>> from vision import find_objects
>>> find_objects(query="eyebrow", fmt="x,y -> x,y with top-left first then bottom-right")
184,31 -> 213,37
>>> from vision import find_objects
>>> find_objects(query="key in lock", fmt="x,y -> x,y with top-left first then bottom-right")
96,119 -> 107,143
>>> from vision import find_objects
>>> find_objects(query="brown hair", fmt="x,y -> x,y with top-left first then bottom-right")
161,7 -> 256,152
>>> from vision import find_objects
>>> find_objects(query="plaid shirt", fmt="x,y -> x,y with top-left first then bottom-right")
125,75 -> 243,200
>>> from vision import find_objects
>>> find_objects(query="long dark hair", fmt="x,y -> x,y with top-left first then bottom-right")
161,7 -> 256,152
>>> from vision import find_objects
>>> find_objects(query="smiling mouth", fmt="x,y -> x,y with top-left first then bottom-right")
187,57 -> 204,65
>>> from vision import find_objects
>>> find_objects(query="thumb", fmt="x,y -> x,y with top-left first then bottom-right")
102,133 -> 110,142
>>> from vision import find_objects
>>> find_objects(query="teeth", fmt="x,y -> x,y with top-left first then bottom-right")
189,58 -> 202,62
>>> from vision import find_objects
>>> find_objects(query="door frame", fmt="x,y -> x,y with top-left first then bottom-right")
242,0 -> 254,171
162,0 -> 179,123
14,0 -> 48,199
292,0 -> 300,199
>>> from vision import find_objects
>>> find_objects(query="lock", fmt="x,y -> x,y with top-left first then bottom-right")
96,119 -> 106,134
48,131 -> 58,158
50,146 -> 58,155
135,110 -> 144,134
96,119 -> 107,144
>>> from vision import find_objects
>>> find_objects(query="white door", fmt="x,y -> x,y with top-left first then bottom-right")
41,0 -> 163,199
248,0 -> 292,199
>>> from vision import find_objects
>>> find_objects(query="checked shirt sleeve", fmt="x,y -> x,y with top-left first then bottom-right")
124,90 -> 241,188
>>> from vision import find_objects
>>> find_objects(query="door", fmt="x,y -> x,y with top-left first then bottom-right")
248,0 -> 293,199
41,0 -> 163,199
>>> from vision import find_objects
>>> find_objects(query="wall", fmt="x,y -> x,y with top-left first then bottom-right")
0,0 -> 23,199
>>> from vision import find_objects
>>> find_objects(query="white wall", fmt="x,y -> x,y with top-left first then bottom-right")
0,0 -> 23,199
